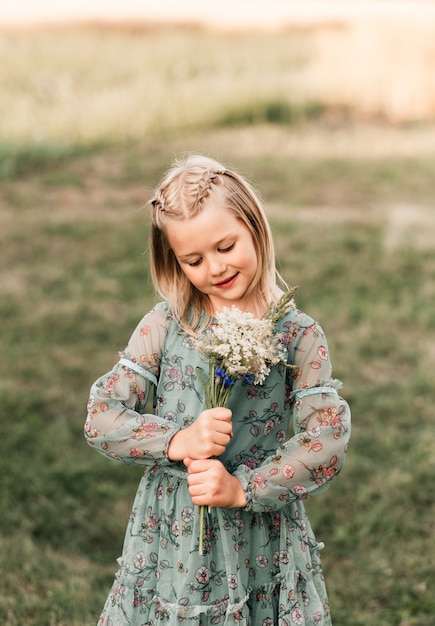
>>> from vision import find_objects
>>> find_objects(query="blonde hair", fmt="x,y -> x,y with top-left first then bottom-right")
149,154 -> 283,334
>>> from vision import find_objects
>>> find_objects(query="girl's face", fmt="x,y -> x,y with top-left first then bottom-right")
165,191 -> 260,314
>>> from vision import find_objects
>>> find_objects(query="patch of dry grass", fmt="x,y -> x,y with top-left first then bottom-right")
1,17 -> 435,149
0,26 -> 311,143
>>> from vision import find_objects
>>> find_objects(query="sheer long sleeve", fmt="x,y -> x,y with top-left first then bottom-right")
233,318 -> 351,512
84,302 -> 181,465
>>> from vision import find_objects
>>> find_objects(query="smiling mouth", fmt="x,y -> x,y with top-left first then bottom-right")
215,273 -> 238,288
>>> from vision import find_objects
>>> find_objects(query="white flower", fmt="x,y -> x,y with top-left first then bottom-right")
196,306 -> 287,386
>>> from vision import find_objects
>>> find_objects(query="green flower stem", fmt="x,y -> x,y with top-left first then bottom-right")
198,362 -> 234,554
198,502 -> 206,555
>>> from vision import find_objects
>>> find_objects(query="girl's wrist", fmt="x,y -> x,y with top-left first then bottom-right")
229,475 -> 248,508
167,429 -> 185,461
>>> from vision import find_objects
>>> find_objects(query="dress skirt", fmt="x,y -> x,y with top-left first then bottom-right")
98,466 -> 331,626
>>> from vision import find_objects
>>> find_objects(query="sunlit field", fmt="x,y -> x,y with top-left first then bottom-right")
1,13 -> 435,148
1,21 -> 435,626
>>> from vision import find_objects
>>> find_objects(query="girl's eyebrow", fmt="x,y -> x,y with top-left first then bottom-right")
177,234 -> 236,260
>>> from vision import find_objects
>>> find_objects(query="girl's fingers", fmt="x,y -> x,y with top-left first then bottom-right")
185,458 -> 210,474
212,420 -> 233,438
207,407 -> 232,422
212,431 -> 232,447
186,461 -> 243,508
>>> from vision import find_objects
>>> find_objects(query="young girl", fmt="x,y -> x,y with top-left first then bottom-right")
85,154 -> 351,626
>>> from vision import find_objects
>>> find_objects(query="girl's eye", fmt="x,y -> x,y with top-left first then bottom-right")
188,258 -> 202,267
219,243 -> 235,253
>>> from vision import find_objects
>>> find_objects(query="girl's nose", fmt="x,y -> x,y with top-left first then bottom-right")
208,257 -> 226,276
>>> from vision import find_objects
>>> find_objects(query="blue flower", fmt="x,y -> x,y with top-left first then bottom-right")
214,366 -> 235,388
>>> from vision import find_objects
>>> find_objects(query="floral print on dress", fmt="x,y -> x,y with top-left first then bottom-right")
85,302 -> 350,625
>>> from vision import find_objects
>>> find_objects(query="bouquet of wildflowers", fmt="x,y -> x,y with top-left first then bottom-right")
195,287 -> 298,553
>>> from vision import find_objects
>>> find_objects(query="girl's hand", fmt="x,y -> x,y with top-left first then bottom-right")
167,407 -> 233,461
184,458 -> 247,509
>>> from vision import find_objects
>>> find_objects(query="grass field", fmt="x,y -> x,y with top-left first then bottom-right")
1,24 -> 435,626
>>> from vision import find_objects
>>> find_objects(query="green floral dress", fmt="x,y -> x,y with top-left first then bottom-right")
85,301 -> 351,626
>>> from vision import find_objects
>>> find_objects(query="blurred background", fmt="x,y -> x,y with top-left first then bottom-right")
1,2 -> 434,625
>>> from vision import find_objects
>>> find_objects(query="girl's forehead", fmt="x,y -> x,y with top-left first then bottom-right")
165,205 -> 246,254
